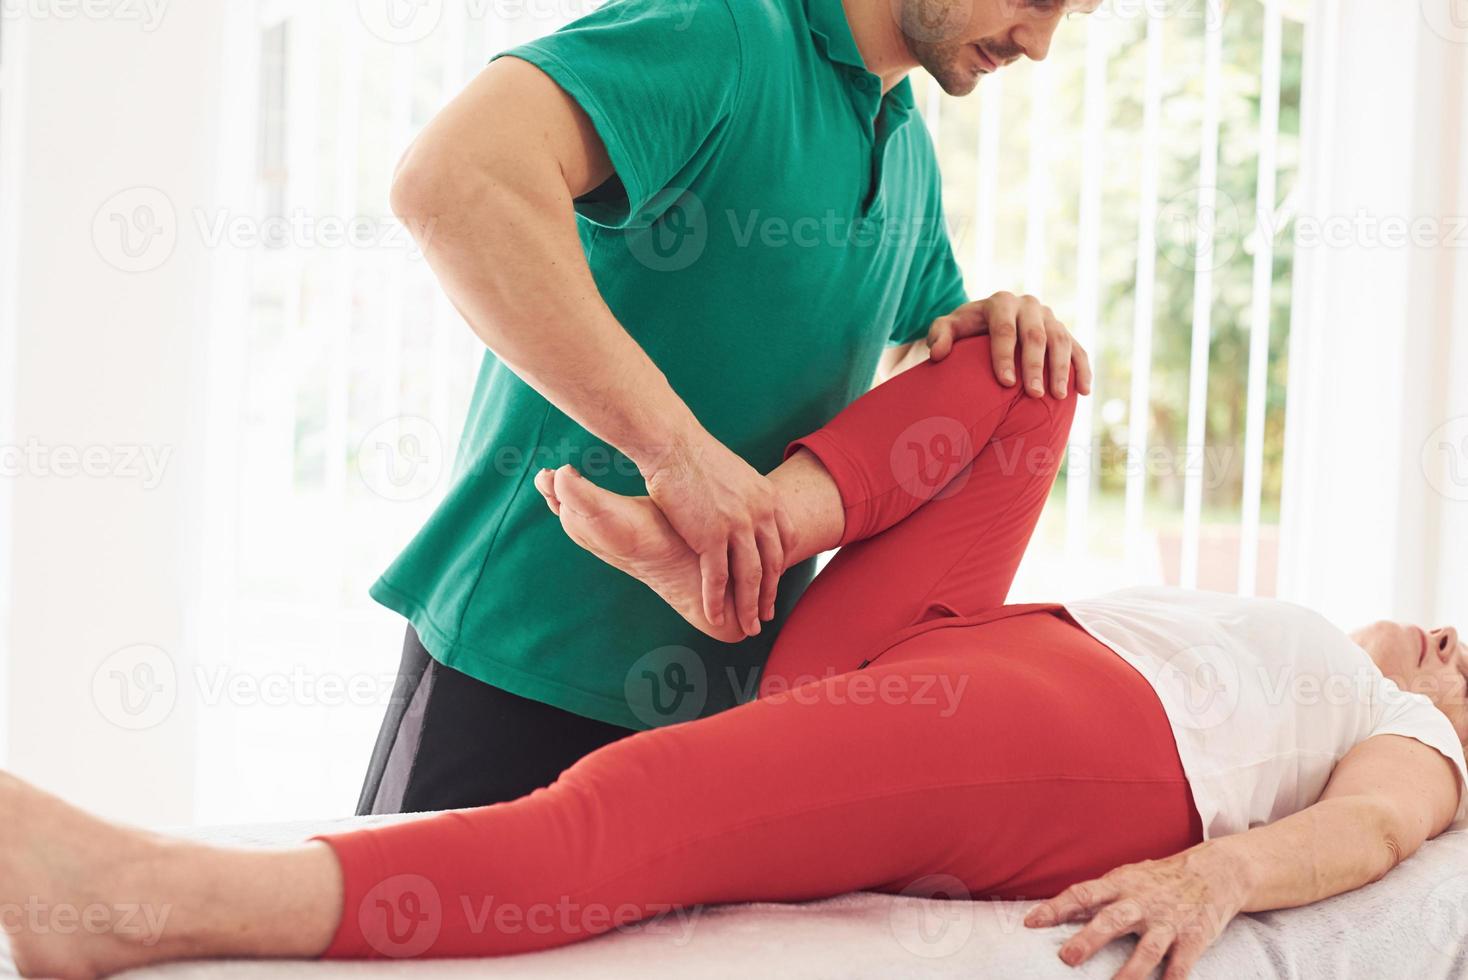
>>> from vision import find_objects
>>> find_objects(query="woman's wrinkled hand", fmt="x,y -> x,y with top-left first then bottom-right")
1022,843 -> 1250,979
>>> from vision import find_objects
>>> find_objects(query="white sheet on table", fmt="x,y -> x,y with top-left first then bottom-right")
10,813 -> 1467,979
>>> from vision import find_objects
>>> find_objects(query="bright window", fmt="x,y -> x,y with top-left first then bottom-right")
919,1 -> 1309,602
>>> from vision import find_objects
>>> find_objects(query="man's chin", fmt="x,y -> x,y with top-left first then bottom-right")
915,45 -> 983,97
926,65 -> 981,97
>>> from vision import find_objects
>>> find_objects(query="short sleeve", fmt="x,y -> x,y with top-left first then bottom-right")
492,0 -> 742,228
1371,683 -> 1468,823
887,143 -> 967,346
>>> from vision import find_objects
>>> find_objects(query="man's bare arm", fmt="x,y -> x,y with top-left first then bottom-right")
389,58 -> 782,636
391,57 -> 683,464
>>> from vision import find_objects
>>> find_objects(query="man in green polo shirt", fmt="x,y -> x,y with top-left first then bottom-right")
357,0 -> 1096,814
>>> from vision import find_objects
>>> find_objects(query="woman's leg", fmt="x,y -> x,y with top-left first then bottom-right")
314,615 -> 1196,959
0,772 -> 344,978
760,334 -> 1079,684
534,335 -> 1077,664
1,613 -> 1195,971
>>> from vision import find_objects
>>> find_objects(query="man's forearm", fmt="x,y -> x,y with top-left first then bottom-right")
392,145 -> 701,473
1209,796 -> 1402,913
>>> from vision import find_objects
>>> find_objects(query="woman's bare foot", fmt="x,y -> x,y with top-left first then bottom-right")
0,771 -> 188,978
534,465 -> 750,643
0,772 -> 342,978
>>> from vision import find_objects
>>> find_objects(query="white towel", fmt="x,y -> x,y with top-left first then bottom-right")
10,814 -> 1464,979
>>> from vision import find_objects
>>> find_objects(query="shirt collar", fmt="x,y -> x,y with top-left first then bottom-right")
803,0 -> 866,70
887,76 -> 916,112
803,0 -> 917,113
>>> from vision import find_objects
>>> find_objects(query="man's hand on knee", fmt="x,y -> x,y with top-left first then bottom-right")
924,292 -> 1093,400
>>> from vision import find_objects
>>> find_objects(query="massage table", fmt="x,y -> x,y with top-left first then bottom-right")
7,813 -> 1467,978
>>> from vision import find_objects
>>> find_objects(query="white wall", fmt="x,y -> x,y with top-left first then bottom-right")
1408,12 -> 1468,629
1425,20 -> 1468,626
1279,1 -> 1468,631
0,13 -> 29,769
4,3 -> 231,824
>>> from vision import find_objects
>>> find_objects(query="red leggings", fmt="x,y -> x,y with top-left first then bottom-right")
315,337 -> 1201,959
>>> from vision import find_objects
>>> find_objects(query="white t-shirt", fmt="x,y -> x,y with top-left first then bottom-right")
1063,586 -> 1468,839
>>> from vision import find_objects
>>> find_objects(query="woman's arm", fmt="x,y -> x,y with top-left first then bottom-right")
1224,733 -> 1459,911
1024,733 -> 1461,979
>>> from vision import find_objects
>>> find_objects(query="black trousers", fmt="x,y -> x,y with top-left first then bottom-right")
357,626 -> 636,814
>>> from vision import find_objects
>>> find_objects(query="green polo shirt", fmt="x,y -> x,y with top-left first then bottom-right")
369,0 -> 968,730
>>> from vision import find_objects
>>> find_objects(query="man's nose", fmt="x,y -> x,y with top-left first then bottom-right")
1016,19 -> 1060,62
1019,34 -> 1051,62
1432,626 -> 1460,656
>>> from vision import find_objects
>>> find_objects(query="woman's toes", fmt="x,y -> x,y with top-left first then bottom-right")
540,466 -> 742,642
533,468 -> 561,515
550,465 -> 602,518
552,467 -> 645,554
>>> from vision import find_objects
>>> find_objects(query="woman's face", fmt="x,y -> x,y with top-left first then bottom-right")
1353,621 -> 1468,741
